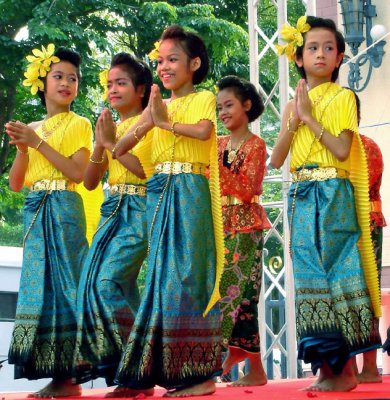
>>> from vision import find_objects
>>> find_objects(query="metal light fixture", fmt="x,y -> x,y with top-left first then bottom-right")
339,0 -> 386,92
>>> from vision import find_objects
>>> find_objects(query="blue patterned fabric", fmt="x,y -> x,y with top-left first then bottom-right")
8,190 -> 88,380
73,191 -> 147,385
115,173 -> 222,390
288,176 -> 381,375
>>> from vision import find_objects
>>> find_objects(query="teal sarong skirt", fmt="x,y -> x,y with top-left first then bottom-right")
8,190 -> 88,380
288,177 -> 381,375
115,173 -> 222,390
74,191 -> 147,385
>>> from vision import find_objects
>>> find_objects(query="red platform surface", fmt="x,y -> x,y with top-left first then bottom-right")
1,376 -> 390,400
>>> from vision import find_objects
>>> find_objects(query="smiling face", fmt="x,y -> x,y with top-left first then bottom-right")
217,88 -> 250,132
295,27 -> 344,85
156,39 -> 200,96
107,66 -> 143,116
44,61 -> 79,107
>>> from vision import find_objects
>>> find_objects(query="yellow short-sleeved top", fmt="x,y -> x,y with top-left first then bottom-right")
106,115 -> 154,185
151,90 -> 224,316
151,91 -> 216,164
290,82 -> 380,317
25,111 -> 92,186
290,82 -> 358,172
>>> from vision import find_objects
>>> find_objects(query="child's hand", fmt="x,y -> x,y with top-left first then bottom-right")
112,134 -> 131,159
5,120 -> 40,149
139,106 -> 154,131
150,84 -> 169,127
295,79 -> 312,123
97,108 -> 116,149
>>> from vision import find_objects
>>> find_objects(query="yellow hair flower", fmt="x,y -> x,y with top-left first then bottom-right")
99,69 -> 109,101
23,43 -> 60,95
148,41 -> 160,61
26,43 -> 60,77
275,16 -> 311,62
22,69 -> 44,95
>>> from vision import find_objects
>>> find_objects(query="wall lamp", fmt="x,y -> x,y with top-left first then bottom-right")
339,0 -> 386,92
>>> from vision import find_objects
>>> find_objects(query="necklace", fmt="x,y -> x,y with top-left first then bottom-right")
310,82 -> 332,109
41,112 -> 71,140
115,116 -> 138,140
225,132 -> 251,164
167,91 -> 197,122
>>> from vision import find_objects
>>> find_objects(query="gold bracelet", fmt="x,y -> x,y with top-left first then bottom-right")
16,146 -> 28,155
317,125 -> 325,142
286,113 -> 295,134
35,139 -> 44,150
170,121 -> 179,136
89,155 -> 104,164
133,125 -> 144,143
111,143 -> 118,156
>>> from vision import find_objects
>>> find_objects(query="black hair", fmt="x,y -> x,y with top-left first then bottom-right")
160,25 -> 209,84
295,16 -> 346,82
38,47 -> 82,106
110,53 -> 153,109
217,75 -> 264,122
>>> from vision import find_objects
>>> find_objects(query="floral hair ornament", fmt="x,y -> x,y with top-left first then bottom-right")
23,43 -> 60,95
148,41 -> 160,61
99,69 -> 109,101
275,16 -> 311,62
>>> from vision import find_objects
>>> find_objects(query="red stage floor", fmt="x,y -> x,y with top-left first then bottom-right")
2,376 -> 390,400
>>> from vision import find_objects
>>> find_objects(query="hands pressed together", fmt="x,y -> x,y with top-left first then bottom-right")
288,79 -> 313,132
5,120 -> 41,153
112,84 -> 168,159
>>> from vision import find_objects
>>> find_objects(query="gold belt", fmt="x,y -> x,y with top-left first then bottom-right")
291,167 -> 349,182
155,161 -> 206,175
30,179 -> 77,192
221,195 -> 259,206
109,184 -> 146,196
370,200 -> 382,213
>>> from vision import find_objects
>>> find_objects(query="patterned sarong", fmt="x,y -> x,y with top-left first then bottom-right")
74,191 -> 147,385
288,177 -> 381,374
219,230 -> 263,353
115,173 -> 222,390
8,190 -> 88,379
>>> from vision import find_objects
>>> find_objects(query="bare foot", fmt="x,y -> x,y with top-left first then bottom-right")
163,380 -> 215,397
357,371 -> 382,383
229,372 -> 267,387
228,352 -> 267,387
105,386 -> 154,398
304,363 -> 332,390
222,347 -> 247,375
358,350 -> 382,383
312,375 -> 358,392
27,379 -> 81,398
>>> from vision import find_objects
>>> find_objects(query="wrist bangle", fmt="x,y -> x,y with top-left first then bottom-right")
111,142 -> 119,158
170,121 -> 179,136
286,113 -> 295,134
16,146 -> 28,155
133,125 -> 144,143
35,139 -> 44,150
317,125 -> 325,142
89,155 -> 104,164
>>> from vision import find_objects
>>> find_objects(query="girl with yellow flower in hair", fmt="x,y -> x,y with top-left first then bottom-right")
271,16 -> 381,392
111,25 -> 224,398
73,53 -> 154,389
5,46 -> 93,398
